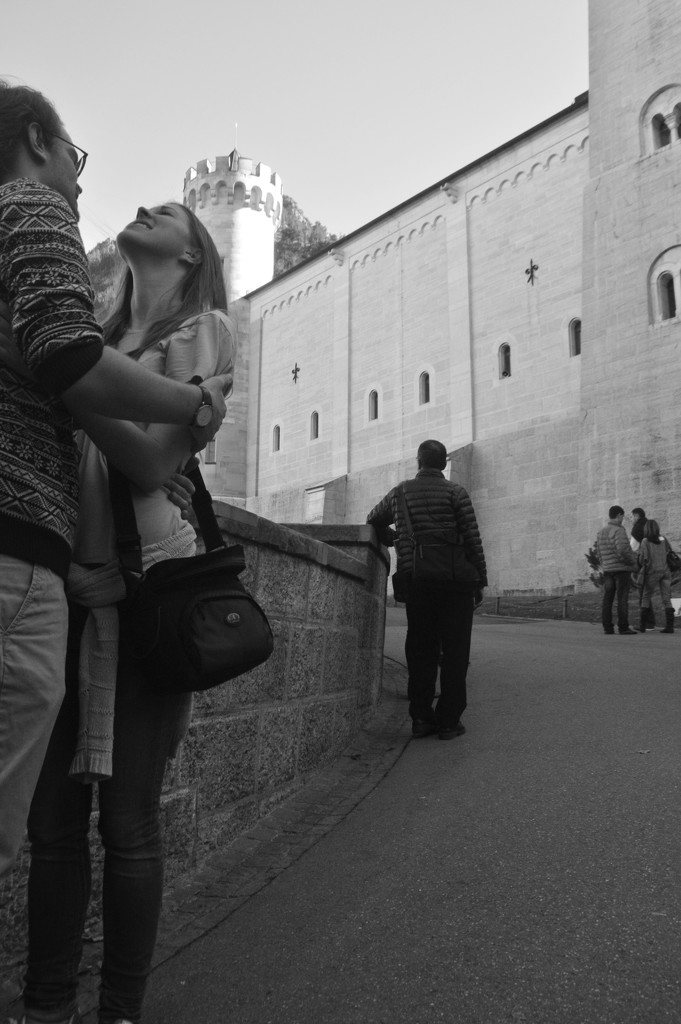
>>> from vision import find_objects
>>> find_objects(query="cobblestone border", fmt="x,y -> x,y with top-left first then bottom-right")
2,662 -> 410,1023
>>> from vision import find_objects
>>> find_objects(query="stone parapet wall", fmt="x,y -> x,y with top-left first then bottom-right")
0,510 -> 388,982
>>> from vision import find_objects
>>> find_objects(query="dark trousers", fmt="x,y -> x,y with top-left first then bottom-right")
25,604 -> 191,1024
405,582 -> 475,728
602,571 -> 632,632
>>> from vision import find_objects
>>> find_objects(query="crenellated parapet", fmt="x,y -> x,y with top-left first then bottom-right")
183,148 -> 282,305
183,149 -> 283,227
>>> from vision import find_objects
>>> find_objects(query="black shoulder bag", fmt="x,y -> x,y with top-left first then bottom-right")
664,538 -> 681,573
396,484 -> 480,589
108,463 -> 273,693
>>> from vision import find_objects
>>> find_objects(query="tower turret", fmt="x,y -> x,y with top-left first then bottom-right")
183,150 -> 282,303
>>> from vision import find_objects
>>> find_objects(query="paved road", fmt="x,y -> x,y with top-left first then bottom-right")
132,612 -> 680,1024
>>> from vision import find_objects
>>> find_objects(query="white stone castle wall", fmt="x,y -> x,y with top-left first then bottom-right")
214,0 -> 681,593
245,103 -> 593,591
578,0 -> 681,556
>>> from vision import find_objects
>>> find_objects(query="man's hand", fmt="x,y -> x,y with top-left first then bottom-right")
163,471 -> 196,520
474,588 -> 485,608
191,372 -> 233,450
377,526 -> 396,548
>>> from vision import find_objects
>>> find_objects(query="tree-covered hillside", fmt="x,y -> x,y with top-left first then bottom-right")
87,239 -> 125,323
273,196 -> 338,277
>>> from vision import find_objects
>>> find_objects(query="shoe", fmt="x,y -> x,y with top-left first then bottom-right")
660,608 -> 675,634
603,628 -> 615,634
438,723 -> 466,741
20,1013 -> 82,1024
619,628 -> 637,635
411,719 -> 438,738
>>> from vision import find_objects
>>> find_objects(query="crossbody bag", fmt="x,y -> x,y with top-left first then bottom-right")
391,484 -> 479,601
108,463 -> 273,693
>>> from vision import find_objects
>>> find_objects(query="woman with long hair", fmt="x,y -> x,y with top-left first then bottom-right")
637,518 -> 674,634
21,202 -> 235,1024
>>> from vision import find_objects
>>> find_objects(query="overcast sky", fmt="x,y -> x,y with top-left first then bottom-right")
3,0 -> 588,254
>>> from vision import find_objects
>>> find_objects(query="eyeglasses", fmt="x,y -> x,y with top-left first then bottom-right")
48,132 -> 88,178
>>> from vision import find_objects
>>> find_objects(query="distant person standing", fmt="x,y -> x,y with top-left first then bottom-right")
630,507 -> 649,552
596,505 -> 638,635
637,519 -> 675,634
630,507 -> 655,629
366,440 -> 487,740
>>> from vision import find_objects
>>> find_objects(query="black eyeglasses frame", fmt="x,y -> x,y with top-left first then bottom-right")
48,132 -> 88,178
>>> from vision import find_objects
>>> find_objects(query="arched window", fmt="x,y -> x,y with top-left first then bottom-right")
310,410 -> 319,440
659,272 -> 677,320
233,181 -> 245,208
499,344 -> 512,379
569,319 -> 582,357
652,113 -> 672,149
368,390 -> 379,421
204,439 -> 217,465
419,371 -> 430,405
272,424 -> 281,452
641,87 -> 681,155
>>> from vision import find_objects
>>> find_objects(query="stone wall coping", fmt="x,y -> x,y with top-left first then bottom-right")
213,503 -> 386,581
282,524 -> 391,567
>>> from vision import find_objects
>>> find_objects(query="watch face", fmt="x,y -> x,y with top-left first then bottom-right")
195,405 -> 213,428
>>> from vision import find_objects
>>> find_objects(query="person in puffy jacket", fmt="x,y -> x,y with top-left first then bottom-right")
596,505 -> 638,635
366,439 -> 487,741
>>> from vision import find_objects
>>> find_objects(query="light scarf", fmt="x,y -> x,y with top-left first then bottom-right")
67,522 -> 196,783
66,562 -> 127,783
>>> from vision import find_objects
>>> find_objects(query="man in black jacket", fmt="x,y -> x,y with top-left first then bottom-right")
367,440 -> 487,741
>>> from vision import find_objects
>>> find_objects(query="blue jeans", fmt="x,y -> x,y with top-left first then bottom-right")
601,571 -> 632,632
25,603 -> 191,1024
405,582 -> 475,727
0,554 -> 67,880
640,571 -> 672,610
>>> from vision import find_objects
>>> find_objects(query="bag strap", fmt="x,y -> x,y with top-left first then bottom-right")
397,482 -> 460,545
108,460 -> 227,578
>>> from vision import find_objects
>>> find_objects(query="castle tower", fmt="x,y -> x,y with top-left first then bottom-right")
578,0 -> 681,548
182,152 -> 281,504
183,150 -> 282,304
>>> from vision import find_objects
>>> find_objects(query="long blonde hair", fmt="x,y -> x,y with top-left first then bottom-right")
102,204 -> 227,358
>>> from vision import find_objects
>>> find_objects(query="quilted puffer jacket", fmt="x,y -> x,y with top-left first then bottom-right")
366,468 -> 488,587
596,520 -> 638,573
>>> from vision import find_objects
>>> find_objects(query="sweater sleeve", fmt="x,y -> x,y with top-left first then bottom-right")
0,180 -> 103,395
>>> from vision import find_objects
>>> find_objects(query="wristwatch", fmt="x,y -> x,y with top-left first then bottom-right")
190,385 -> 213,429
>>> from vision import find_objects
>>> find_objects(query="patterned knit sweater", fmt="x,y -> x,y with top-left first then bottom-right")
0,178 -> 104,580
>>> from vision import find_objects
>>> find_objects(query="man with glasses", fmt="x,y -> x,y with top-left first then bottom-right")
0,79 -> 231,880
